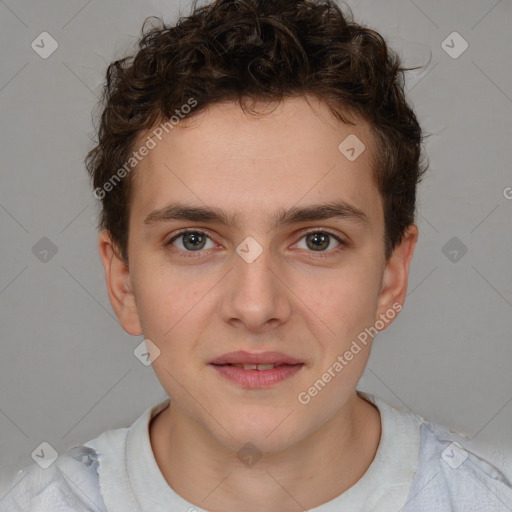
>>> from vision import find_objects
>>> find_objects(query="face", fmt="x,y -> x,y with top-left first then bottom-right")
99,95 -> 417,453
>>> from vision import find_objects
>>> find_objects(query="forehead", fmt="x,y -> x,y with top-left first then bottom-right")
129,96 -> 382,230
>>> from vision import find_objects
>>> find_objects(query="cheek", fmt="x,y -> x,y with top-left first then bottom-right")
134,261 -> 211,331
132,268 -> 219,378
305,265 -> 380,336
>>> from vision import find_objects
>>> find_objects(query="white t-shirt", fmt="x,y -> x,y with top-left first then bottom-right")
2,391 -> 512,511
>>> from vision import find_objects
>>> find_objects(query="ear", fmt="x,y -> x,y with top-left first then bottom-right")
375,224 -> 418,328
98,229 -> 143,336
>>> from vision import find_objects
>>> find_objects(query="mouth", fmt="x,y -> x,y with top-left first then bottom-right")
209,352 -> 305,388
212,363 -> 298,370
210,350 -> 304,366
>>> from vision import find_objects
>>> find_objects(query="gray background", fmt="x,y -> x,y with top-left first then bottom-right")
1,0 -> 511,497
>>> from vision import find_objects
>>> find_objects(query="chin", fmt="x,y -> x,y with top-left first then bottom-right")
215,415 -> 307,455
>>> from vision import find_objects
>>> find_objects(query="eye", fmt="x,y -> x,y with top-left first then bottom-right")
166,230 -> 215,253
295,230 -> 345,256
165,228 -> 346,258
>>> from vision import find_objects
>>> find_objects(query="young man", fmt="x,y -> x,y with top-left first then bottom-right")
2,0 -> 511,510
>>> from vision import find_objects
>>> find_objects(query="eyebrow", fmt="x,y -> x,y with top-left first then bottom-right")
143,199 -> 370,229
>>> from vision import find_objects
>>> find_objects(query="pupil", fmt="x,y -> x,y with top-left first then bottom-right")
308,233 -> 329,251
184,233 -> 205,251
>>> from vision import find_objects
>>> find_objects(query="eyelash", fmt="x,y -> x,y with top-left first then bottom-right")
165,228 -> 347,259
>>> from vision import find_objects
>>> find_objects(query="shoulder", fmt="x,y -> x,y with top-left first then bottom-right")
403,419 -> 512,511
0,446 -> 106,512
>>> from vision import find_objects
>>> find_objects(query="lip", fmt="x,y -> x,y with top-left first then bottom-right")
211,363 -> 304,388
209,351 -> 305,389
209,351 -> 303,366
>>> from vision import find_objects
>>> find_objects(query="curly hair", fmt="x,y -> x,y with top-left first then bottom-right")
86,0 -> 429,264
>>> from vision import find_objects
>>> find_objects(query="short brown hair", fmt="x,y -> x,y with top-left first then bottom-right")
86,0 -> 429,264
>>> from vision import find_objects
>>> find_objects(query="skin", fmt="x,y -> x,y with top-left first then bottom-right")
98,95 -> 418,512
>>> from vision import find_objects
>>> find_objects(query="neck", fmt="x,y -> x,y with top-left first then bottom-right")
149,394 -> 381,512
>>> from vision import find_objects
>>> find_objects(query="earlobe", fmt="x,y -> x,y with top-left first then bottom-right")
376,224 -> 418,327
98,230 -> 143,336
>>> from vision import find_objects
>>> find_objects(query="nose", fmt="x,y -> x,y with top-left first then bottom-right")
220,238 -> 292,333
